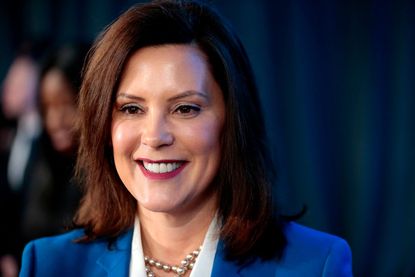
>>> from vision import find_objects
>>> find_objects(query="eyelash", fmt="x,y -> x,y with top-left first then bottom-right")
117,103 -> 201,117
173,104 -> 201,116
119,104 -> 143,114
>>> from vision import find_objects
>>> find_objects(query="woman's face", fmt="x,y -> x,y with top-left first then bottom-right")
111,44 -> 225,215
40,69 -> 77,154
2,56 -> 38,119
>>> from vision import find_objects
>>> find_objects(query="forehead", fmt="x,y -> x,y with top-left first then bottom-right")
117,44 -> 214,94
126,44 -> 208,67
41,69 -> 74,101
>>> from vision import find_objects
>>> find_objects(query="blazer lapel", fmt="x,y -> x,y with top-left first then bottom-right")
95,231 -> 276,276
96,229 -> 133,277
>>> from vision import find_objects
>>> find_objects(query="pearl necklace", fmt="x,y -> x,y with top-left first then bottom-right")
144,246 -> 202,277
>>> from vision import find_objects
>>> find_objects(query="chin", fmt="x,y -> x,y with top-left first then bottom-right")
54,143 -> 73,154
138,199 -> 185,214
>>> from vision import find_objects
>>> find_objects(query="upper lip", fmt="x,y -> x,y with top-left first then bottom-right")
136,158 -> 187,163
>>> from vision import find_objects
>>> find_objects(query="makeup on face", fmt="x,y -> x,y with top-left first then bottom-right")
111,44 -> 225,214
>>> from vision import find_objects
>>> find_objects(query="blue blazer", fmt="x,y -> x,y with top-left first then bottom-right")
19,223 -> 352,276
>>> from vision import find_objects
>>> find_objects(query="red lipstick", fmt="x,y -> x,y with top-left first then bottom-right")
137,159 -> 187,180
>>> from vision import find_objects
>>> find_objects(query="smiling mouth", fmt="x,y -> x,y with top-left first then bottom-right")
142,161 -> 184,174
137,159 -> 187,179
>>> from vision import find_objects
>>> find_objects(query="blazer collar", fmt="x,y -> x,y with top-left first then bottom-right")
97,229 -> 245,277
95,230 -> 276,276
96,229 -> 134,276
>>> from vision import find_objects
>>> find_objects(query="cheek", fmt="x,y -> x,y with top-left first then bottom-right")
182,119 -> 223,156
52,106 -> 77,132
63,105 -> 77,125
43,109 -> 54,130
111,121 -> 139,157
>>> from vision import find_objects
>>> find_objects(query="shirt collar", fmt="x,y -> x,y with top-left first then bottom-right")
129,215 -> 219,277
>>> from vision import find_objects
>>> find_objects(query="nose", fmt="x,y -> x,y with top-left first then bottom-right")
141,113 -> 174,149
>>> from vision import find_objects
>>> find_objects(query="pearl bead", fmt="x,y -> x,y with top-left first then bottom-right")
155,262 -> 162,269
144,245 -> 202,276
181,259 -> 189,266
176,267 -> 185,275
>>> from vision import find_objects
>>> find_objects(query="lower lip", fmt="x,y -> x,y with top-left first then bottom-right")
138,162 -> 187,180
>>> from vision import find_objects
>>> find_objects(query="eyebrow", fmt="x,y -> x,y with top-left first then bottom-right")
167,90 -> 210,102
115,93 -> 144,101
115,90 -> 210,102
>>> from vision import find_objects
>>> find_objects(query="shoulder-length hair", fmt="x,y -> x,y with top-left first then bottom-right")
75,0 -> 286,262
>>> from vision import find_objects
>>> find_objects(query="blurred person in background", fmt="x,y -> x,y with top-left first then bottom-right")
1,42 -> 42,192
19,43 -> 89,242
1,42 -> 88,277
0,41 -> 43,277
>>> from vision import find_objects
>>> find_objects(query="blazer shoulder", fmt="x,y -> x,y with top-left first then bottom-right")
21,229 -> 107,259
284,222 -> 348,248
19,229 -> 120,277
213,223 -> 352,277
280,222 -> 353,276
27,229 -> 85,248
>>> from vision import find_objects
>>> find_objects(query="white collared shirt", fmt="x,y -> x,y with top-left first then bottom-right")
129,216 -> 219,277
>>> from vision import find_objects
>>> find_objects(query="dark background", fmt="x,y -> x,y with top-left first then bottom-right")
1,0 -> 414,276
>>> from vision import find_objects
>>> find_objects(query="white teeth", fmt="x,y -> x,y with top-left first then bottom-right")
143,162 -> 181,173
152,163 -> 160,173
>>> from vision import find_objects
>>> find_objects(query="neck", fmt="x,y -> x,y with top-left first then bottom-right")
138,197 -> 217,265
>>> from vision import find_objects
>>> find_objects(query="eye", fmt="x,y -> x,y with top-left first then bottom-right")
173,104 -> 201,117
119,104 -> 143,115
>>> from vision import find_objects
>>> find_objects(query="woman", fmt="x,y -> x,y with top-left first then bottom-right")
39,44 -> 89,155
20,44 -> 88,242
20,1 -> 352,276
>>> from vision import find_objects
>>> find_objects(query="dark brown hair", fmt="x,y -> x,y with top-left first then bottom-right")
75,0 -> 286,262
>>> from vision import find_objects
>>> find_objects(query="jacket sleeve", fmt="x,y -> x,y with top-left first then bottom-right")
19,241 -> 36,277
322,238 -> 353,277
